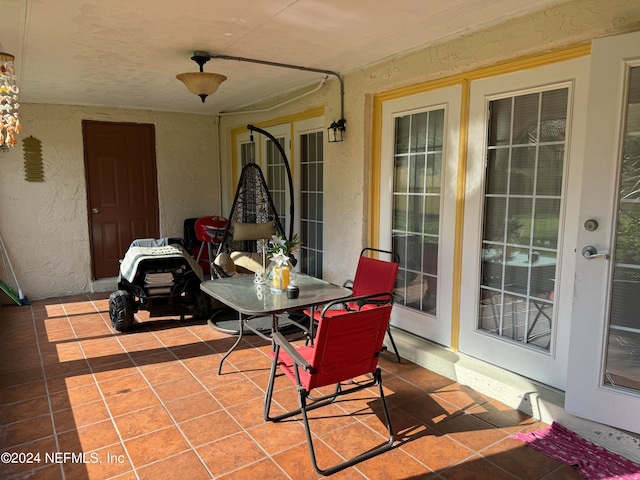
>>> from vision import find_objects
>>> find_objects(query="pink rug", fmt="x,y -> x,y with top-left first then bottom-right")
513,422 -> 640,479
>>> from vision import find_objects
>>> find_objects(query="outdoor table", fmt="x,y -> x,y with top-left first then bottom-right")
200,274 -> 352,374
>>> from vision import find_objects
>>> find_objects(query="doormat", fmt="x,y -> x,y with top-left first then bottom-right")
513,422 -> 640,479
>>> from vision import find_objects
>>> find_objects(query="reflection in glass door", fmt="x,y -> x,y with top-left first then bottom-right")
479,87 -> 568,352
266,137 -> 288,230
379,85 -> 460,347
240,141 -> 255,168
236,126 -> 291,235
605,65 -> 640,392
300,131 -> 324,278
392,109 -> 443,315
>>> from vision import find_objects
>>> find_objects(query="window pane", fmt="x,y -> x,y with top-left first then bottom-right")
406,235 -> 424,272
489,98 -> 512,146
317,193 -> 323,220
395,116 -> 410,154
536,144 -> 564,196
424,196 -> 440,235
393,194 -> 408,231
307,193 -> 316,220
300,131 -> 323,278
426,153 -> 442,194
302,163 -> 309,191
392,233 -> 409,271
483,197 -> 506,244
392,107 -> 444,316
409,154 -> 426,193
394,156 -> 409,193
317,161 -> 323,190
513,93 -> 540,143
479,87 -> 568,351
407,196 -> 424,233
487,149 -> 509,195
267,138 -> 287,231
411,112 -> 428,151
424,238 -> 438,276
428,109 -> 444,150
510,146 -> 535,196
540,90 -> 568,141
307,134 -> 317,162
481,243 -> 504,288
533,199 -> 561,249
507,197 -> 532,247
240,142 -> 254,167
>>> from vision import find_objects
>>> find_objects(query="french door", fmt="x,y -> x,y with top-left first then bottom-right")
379,86 -> 461,347
565,31 -> 640,434
459,57 -> 591,389
377,31 -> 640,433
236,119 -> 326,277
293,117 -> 325,278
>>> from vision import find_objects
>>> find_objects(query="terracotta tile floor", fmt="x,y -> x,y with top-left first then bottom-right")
0,293 -> 585,479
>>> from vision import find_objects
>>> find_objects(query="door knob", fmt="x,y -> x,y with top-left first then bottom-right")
582,246 -> 610,260
92,208 -> 99,214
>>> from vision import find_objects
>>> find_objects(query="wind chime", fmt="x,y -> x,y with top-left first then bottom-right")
0,47 -> 21,148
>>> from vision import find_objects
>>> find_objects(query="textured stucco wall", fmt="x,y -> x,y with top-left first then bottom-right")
0,105 -> 219,301
218,0 -> 640,287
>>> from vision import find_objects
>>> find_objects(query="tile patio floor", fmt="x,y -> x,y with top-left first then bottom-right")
0,293 -> 585,479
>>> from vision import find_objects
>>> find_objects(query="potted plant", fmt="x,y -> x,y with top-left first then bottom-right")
266,234 -> 302,293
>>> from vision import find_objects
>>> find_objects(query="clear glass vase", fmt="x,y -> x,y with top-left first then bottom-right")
267,259 -> 296,293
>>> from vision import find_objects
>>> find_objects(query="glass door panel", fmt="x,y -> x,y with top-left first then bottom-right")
240,141 -> 255,168
479,88 -> 567,351
235,125 -> 292,237
392,109 -> 443,315
604,65 -> 640,392
266,137 -> 288,230
379,85 -> 461,347
299,130 -> 324,278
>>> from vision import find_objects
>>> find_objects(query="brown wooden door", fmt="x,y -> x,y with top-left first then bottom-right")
83,121 -> 159,279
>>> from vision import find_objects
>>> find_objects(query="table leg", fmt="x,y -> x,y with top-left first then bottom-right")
218,313 -> 280,374
218,311 -> 245,375
527,300 -> 552,347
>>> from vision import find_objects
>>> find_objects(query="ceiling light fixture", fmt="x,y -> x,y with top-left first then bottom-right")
177,50 -> 347,142
176,52 -> 227,103
0,47 -> 21,149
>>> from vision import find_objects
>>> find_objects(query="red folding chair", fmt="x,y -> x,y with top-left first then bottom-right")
264,293 -> 395,476
305,247 -> 401,362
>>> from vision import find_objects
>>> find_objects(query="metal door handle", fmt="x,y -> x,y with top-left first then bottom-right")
582,246 -> 610,260
92,208 -> 99,214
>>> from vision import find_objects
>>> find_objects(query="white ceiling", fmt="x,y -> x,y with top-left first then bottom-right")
1,0 -> 563,115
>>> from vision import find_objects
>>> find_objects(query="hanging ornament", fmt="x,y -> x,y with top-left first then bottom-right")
23,136 -> 44,182
0,47 -> 20,149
